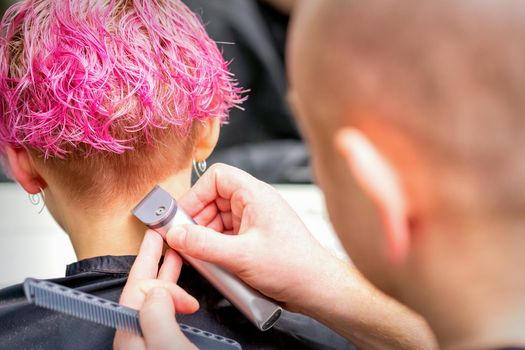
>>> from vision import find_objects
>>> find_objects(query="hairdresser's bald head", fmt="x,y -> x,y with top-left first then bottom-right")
290,0 -> 525,217
288,0 -> 525,314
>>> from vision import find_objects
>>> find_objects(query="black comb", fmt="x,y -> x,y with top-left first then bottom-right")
23,278 -> 242,350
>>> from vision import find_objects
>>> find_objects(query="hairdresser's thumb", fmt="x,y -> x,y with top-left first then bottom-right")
166,225 -> 241,269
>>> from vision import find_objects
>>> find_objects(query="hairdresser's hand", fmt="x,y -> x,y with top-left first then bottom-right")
166,163 -> 350,315
113,230 -> 198,350
168,164 -> 438,350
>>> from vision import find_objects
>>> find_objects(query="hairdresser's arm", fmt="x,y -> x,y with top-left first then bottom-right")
166,164 -> 437,350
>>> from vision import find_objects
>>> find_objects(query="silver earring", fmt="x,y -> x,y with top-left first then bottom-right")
28,187 -> 46,214
192,159 -> 207,178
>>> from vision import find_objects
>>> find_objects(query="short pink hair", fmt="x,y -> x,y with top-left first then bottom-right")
0,0 -> 242,159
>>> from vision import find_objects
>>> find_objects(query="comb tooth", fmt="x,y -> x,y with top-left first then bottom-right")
93,298 -> 100,325
37,288 -> 44,307
106,307 -> 111,327
109,304 -> 116,328
126,312 -> 132,332
90,298 -> 96,322
79,298 -> 84,319
124,311 -> 132,333
64,293 -> 69,313
65,294 -> 70,317
102,303 -> 108,327
94,301 -> 101,325
122,311 -> 129,332
103,303 -> 109,327
117,309 -> 123,330
112,308 -> 118,328
118,309 -> 126,331
100,302 -> 106,327
47,289 -> 53,310
126,313 -> 133,333
50,289 -> 56,313
45,290 -> 51,310
125,310 -> 132,332
81,297 -> 88,322
126,310 -> 132,332
133,313 -> 140,334
127,314 -> 133,333
101,302 -> 106,326
83,297 -> 90,321
40,288 -> 48,310
122,311 -> 128,331
70,297 -> 76,317
89,298 -> 95,324
98,302 -> 104,325
58,291 -> 64,314
33,288 -> 40,306
52,289 -> 59,313
119,312 -> 125,331
73,296 -> 80,319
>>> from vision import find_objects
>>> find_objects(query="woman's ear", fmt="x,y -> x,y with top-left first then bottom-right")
4,146 -> 46,194
334,127 -> 410,263
193,118 -> 221,162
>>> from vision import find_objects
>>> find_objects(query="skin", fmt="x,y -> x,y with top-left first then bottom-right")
287,0 -> 525,348
131,0 -> 525,348
121,0 -> 439,348
15,0 -> 525,348
167,164 -> 437,349
113,231 -> 198,350
4,119 -> 219,348
4,118 -> 221,260
5,1 -> 437,348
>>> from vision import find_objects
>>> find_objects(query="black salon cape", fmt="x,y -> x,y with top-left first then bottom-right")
0,256 -> 353,350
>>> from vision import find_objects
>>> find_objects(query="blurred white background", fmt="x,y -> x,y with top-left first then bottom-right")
0,183 -> 76,288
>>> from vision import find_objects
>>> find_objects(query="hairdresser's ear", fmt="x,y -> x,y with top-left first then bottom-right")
193,118 -> 221,161
4,146 -> 46,194
334,127 -> 410,263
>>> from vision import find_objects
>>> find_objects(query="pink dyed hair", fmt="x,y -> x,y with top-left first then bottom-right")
0,0 -> 243,159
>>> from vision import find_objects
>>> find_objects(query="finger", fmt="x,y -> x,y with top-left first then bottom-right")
158,249 -> 183,283
139,280 -> 199,314
140,288 -> 197,350
179,163 -> 258,217
215,197 -> 231,212
219,211 -> 233,231
166,224 -> 245,269
113,330 -> 145,350
206,214 -> 225,233
193,202 -> 219,226
191,203 -> 225,232
128,230 -> 164,282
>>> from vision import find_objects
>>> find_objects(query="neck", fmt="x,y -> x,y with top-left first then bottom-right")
403,220 -> 525,349
428,287 -> 525,350
57,170 -> 192,260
